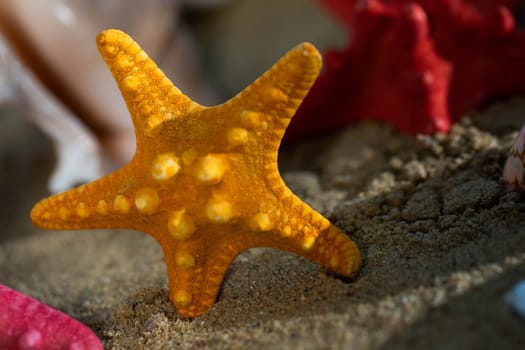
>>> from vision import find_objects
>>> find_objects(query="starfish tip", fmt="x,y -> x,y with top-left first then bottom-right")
292,42 -> 322,70
96,28 -> 142,61
29,199 -> 46,227
96,28 -> 123,48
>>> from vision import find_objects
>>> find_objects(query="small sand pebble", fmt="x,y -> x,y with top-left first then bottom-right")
502,124 -> 525,192
0,284 -> 103,350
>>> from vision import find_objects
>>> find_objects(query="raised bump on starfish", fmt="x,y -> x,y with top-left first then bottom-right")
30,29 -> 362,318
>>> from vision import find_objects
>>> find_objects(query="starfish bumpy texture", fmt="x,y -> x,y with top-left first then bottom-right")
30,29 -> 362,318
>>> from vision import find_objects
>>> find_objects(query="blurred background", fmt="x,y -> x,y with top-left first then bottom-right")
0,0 -> 344,196
1,0 -> 524,206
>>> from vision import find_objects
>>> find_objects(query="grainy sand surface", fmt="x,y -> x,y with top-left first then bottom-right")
1,98 -> 524,349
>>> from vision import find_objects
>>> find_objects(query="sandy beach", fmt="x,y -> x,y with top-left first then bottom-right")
1,96 -> 524,349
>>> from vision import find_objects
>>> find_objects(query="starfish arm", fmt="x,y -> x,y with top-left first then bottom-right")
298,224 -> 361,277
162,224 -> 360,318
223,42 -> 322,152
159,231 -> 247,318
259,168 -> 361,277
159,219 -> 361,318
242,216 -> 361,279
96,29 -> 203,145
254,192 -> 361,278
30,163 -> 142,230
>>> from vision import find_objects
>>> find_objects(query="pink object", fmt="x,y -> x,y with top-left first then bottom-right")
503,125 -> 525,192
0,285 -> 102,350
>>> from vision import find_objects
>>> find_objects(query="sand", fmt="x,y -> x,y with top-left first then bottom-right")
1,97 -> 525,349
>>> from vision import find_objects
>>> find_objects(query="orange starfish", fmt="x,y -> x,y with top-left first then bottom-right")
30,29 -> 362,318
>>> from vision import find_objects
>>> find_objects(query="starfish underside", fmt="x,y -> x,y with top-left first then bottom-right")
30,29 -> 362,318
